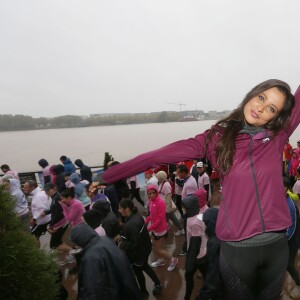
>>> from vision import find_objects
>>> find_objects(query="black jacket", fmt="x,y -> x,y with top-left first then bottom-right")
75,159 -> 93,183
120,212 -> 152,265
45,192 -> 64,226
71,224 -> 141,300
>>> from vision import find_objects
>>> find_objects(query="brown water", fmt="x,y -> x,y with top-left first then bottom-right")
1,120 -> 300,172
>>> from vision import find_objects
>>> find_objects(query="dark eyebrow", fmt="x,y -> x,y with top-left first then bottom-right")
261,92 -> 279,112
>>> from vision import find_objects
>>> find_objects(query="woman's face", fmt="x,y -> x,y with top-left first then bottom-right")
244,87 -> 285,127
147,189 -> 156,201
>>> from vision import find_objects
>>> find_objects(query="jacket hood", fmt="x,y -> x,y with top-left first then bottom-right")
53,164 -> 64,175
155,171 -> 167,183
38,159 -> 49,168
146,184 -> 159,194
82,209 -> 102,229
70,173 -> 80,184
194,188 -> 207,208
63,158 -> 73,165
74,159 -> 84,167
182,195 -> 199,218
71,223 -> 99,248
203,208 -> 219,237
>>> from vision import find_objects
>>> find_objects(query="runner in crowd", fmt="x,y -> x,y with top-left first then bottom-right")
59,187 -> 85,228
23,180 -> 51,245
145,184 -> 178,272
69,173 -> 91,211
119,198 -> 163,297
70,223 -> 141,300
38,159 -> 52,185
42,182 -> 71,252
59,155 -> 76,174
156,170 -> 184,236
74,158 -> 93,183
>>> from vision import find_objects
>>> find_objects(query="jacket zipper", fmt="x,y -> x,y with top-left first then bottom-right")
249,136 -> 265,232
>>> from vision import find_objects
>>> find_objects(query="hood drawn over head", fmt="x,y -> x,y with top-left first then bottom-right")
156,171 -> 167,183
203,207 -> 219,237
63,158 -> 73,165
182,195 -> 199,218
83,209 -> 102,229
194,188 -> 207,208
146,184 -> 159,200
70,173 -> 80,184
71,223 -> 99,248
74,159 -> 84,167
53,164 -> 65,175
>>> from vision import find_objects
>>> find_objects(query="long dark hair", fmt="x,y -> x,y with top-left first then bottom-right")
206,79 -> 295,175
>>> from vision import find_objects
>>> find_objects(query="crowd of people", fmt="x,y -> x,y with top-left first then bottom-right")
1,79 -> 300,300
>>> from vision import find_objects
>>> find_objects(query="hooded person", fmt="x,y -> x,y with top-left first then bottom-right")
70,173 -> 91,210
194,188 -> 209,213
74,159 -> 93,183
60,156 -> 76,174
82,209 -> 106,236
70,223 -> 141,300
92,199 -> 120,239
196,208 -> 226,300
182,195 -> 208,300
53,164 -> 66,193
145,184 -> 178,272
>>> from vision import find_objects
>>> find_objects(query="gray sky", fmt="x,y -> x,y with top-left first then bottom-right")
0,0 -> 300,118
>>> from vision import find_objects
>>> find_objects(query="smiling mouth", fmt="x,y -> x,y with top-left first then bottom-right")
251,110 -> 259,119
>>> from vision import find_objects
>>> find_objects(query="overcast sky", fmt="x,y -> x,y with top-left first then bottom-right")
0,0 -> 300,118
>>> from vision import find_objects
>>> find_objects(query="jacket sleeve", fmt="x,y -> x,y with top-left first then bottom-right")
103,131 -> 209,184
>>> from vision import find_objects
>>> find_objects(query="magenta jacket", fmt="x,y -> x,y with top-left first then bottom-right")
103,87 -> 300,241
60,198 -> 85,227
145,185 -> 168,234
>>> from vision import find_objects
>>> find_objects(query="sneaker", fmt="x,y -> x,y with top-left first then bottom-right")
178,250 -> 186,256
151,258 -> 165,268
167,257 -> 178,271
290,285 -> 300,298
152,283 -> 163,295
174,229 -> 185,237
59,254 -> 75,266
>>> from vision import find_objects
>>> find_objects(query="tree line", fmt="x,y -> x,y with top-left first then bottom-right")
0,111 -> 182,131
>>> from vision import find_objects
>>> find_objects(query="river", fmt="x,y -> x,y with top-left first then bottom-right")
1,120 -> 300,172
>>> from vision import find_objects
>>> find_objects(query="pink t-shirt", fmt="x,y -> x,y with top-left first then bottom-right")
186,214 -> 207,259
182,176 -> 198,199
60,198 -> 85,227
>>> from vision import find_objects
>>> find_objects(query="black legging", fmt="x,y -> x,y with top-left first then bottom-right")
287,234 -> 300,286
174,194 -> 184,217
133,262 -> 160,292
185,256 -> 207,300
219,237 -> 288,300
131,188 -> 144,206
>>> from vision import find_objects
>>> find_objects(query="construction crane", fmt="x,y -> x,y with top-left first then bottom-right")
168,102 -> 186,112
